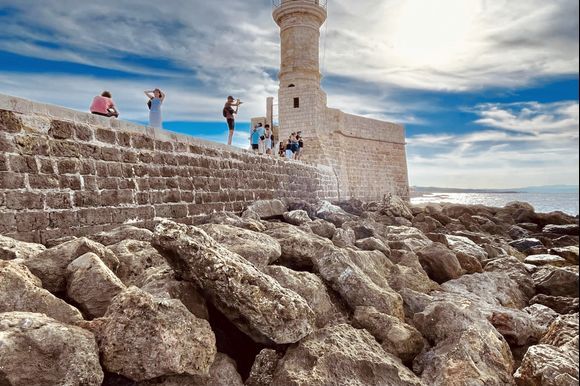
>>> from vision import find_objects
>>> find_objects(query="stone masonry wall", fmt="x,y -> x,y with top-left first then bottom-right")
0,94 -> 339,243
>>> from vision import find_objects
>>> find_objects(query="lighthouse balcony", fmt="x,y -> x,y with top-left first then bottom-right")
272,0 -> 327,10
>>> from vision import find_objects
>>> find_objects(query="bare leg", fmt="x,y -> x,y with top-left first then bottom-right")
227,130 -> 234,146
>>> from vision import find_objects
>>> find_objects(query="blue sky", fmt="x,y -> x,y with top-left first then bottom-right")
0,0 -> 578,188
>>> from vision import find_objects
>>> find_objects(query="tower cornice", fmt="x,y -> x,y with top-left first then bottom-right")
273,1 -> 327,28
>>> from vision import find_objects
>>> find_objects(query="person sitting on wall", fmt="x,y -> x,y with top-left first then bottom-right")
278,141 -> 285,158
90,91 -> 119,118
223,96 -> 242,146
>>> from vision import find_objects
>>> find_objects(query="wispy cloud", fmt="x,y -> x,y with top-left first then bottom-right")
407,101 -> 580,188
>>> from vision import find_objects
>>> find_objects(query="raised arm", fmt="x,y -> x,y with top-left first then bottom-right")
144,90 -> 154,99
159,90 -> 166,101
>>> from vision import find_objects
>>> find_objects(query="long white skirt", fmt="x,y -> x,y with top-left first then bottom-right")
149,110 -> 162,129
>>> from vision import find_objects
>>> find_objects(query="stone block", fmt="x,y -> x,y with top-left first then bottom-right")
16,212 -> 50,232
101,147 -> 121,162
74,124 -> 93,141
0,110 -> 23,133
155,140 -> 173,152
155,204 -> 188,219
97,177 -> 119,190
0,212 -> 16,234
79,160 -> 96,175
5,191 -> 44,210
78,208 -> 113,225
49,140 -> 79,158
59,175 -> 82,190
117,132 -> 131,147
49,211 -> 78,229
9,155 -> 37,173
48,120 -> 75,139
0,172 -> 26,189
58,159 -> 80,174
78,143 -> 101,159
0,154 -> 7,171
107,163 -> 123,177
100,189 -> 134,206
121,151 -> 138,163
74,191 -> 101,207
131,134 -> 154,150
95,128 -> 117,144
28,174 -> 59,189
14,135 -> 49,155
45,192 -> 72,209
0,134 -> 15,153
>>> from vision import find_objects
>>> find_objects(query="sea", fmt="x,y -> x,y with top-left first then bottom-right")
411,192 -> 579,216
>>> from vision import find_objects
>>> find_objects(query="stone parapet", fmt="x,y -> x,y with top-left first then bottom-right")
0,94 -> 339,243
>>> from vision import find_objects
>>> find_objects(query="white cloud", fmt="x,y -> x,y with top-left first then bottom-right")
407,101 -> 579,188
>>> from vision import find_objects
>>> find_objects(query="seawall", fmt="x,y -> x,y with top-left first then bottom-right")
0,94 -> 339,243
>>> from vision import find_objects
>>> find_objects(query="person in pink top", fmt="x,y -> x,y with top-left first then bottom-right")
90,91 -> 119,118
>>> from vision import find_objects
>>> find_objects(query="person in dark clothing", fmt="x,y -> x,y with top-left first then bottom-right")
295,131 -> 304,160
223,96 -> 242,145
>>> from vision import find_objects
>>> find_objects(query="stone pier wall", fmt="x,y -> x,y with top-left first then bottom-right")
0,94 -> 339,243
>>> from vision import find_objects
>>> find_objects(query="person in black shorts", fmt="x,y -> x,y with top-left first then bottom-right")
223,96 -> 242,145
295,131 -> 304,160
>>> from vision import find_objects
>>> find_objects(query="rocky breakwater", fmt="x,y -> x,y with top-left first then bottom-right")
0,196 -> 578,385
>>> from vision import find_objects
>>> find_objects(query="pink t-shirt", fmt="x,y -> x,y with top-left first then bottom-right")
90,95 -> 115,114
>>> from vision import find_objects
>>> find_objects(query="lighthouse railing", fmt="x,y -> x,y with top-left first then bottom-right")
272,0 -> 327,9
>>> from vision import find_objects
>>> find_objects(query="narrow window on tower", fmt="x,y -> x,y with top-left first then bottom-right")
293,97 -> 300,108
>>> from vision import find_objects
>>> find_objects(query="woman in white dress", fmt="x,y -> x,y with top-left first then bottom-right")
144,88 -> 165,129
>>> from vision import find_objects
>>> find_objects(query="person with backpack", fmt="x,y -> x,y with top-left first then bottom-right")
144,89 -> 165,129
223,96 -> 242,146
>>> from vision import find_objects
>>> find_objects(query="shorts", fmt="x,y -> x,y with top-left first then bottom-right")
227,119 -> 235,131
251,144 -> 259,150
285,149 -> 293,159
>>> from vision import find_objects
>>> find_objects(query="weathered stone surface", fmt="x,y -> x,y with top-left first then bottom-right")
523,304 -> 559,332
263,265 -> 343,328
246,349 -> 283,386
514,337 -> 579,386
355,237 -> 391,256
265,222 -> 335,269
446,234 -> 488,261
92,286 -> 216,381
199,223 -> 281,268
380,194 -> 414,219
530,294 -> 579,315
282,210 -> 312,226
303,218 -> 336,239
525,254 -> 569,267
509,225 -> 531,240
152,220 -> 315,344
89,225 -> 153,246
0,311 -> 103,385
416,242 -> 464,283
245,199 -> 287,219
137,265 -> 208,320
543,224 -> 579,236
551,246 -> 579,265
385,263 -> 440,294
197,211 -> 266,232
314,248 -> 404,319
533,266 -> 579,298
0,260 -> 83,324
413,301 -> 515,386
386,225 -> 433,252
66,252 -> 126,319
353,306 -> 424,363
0,234 -> 45,260
331,227 -> 356,248
540,313 -> 579,347
485,256 -> 536,299
24,237 -> 119,293
271,323 -> 423,386
108,239 -> 167,286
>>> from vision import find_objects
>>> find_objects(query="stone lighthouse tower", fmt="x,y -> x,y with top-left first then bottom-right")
273,0 -> 328,163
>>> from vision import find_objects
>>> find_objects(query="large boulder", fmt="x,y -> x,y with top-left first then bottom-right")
316,200 -> 356,227
416,243 -> 464,283
551,246 -> 579,265
282,210 -> 312,226
66,252 -> 126,319
523,304 -> 559,332
303,219 -> 336,239
484,256 -> 536,300
530,294 -> 579,315
0,260 -> 82,324
314,249 -> 404,319
413,301 -> 515,385
89,225 -> 153,246
355,237 -> 391,257
0,234 -> 45,260
331,227 -> 356,248
379,195 -> 414,219
263,265 -> 344,328
137,265 -> 209,320
271,323 -> 423,386
0,312 -> 103,385
524,254 -> 569,267
514,337 -> 579,386
244,199 -> 287,219
265,223 -> 336,269
353,306 -> 424,363
543,224 -> 579,236
196,211 -> 266,232
108,239 -> 167,286
540,313 -> 579,347
509,238 -> 545,254
152,220 -> 315,344
90,286 -> 216,381
24,237 -> 119,293
246,349 -> 283,386
533,266 -> 579,298
386,226 -> 433,252
445,235 -> 487,272
385,263 -> 440,294
199,223 -> 281,268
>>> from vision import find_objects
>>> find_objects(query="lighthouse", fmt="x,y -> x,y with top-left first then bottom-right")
273,0 -> 328,163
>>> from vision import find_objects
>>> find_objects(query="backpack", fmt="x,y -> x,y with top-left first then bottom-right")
147,99 -> 152,110
222,107 -> 228,118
